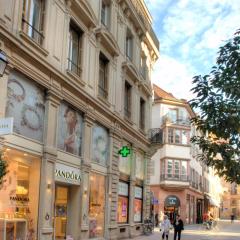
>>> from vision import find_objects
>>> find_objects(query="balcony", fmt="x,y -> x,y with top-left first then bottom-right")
162,114 -> 191,127
148,128 -> 163,144
159,174 -> 190,189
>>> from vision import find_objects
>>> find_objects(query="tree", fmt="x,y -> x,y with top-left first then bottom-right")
190,29 -> 240,183
0,152 -> 8,186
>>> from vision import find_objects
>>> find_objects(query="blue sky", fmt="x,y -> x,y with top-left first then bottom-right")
145,0 -> 240,100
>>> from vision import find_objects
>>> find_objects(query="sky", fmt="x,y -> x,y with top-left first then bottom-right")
145,0 -> 240,100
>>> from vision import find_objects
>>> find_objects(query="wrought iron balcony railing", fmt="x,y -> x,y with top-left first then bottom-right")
148,128 -> 163,144
162,114 -> 191,127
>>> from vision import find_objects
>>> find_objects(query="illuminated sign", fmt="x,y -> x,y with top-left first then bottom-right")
55,163 -> 81,185
119,146 -> 131,157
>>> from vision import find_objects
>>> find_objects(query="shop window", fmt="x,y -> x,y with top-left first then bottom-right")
5,71 -> 45,142
57,102 -> 83,156
0,149 -> 41,240
134,186 -> 143,222
118,181 -> 129,223
68,21 -> 83,77
22,0 -> 45,44
136,152 -> 144,180
89,173 -> 105,238
98,53 -> 109,99
92,124 -> 109,166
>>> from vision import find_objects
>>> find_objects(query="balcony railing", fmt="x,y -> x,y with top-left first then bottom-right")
160,174 -> 189,182
148,128 -> 163,144
162,114 -> 191,127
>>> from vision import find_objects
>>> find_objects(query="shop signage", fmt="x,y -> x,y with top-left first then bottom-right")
118,181 -> 129,196
10,196 -> 30,202
164,195 -> 180,207
134,186 -> 143,199
0,117 -> 13,136
55,163 -> 81,185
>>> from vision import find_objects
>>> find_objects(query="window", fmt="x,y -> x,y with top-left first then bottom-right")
0,149 -> 41,239
168,128 -> 174,143
175,129 -> 181,144
174,160 -> 180,178
118,181 -> 129,223
89,173 -> 105,238
167,160 -> 173,178
169,109 -> 177,122
68,22 -> 83,76
101,0 -> 110,28
181,161 -> 187,180
124,81 -> 131,119
139,98 -> 145,130
22,0 -> 45,44
134,187 -> 143,222
126,29 -> 133,60
140,55 -> 147,79
98,53 -> 109,99
182,130 -> 189,144
231,183 -> 238,195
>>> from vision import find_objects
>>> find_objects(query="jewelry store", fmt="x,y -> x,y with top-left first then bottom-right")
0,149 -> 41,240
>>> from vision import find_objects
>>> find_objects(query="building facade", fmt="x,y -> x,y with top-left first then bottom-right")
149,85 -> 222,224
0,0 -> 159,239
220,181 -> 240,220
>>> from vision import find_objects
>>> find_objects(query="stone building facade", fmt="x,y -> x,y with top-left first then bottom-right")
0,0 -> 159,239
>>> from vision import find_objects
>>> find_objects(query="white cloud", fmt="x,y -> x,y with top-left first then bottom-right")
151,55 -> 195,100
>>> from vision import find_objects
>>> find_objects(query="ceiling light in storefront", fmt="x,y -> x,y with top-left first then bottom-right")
24,153 -> 28,156
6,148 -> 10,151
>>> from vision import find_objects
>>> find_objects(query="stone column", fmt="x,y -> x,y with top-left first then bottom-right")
143,153 -> 151,219
38,90 -> 60,240
129,145 -> 137,237
107,129 -> 122,240
80,112 -> 94,239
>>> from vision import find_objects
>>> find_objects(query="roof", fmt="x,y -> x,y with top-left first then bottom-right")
153,84 -> 178,101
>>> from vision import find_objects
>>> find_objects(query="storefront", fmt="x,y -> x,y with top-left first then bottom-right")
164,195 -> 180,223
0,148 -> 41,240
118,181 -> 129,224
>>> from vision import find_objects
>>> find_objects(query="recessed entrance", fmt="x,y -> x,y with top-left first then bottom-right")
164,195 -> 180,223
54,185 -> 69,240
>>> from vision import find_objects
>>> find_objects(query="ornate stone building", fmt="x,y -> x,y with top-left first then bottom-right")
0,0 -> 159,239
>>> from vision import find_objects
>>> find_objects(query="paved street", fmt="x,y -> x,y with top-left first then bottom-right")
128,220 -> 240,240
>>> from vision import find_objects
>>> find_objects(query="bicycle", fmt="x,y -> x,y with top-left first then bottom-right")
143,218 -> 154,235
203,220 -> 217,230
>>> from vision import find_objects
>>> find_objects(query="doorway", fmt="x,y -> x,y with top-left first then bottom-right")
164,206 -> 179,223
54,185 -> 69,240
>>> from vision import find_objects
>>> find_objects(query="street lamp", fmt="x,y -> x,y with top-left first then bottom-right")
0,50 -> 8,77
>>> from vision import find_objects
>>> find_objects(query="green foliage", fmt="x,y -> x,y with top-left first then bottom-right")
0,152 -> 8,186
190,29 -> 240,183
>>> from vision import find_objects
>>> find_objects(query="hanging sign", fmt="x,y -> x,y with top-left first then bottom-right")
119,146 -> 131,157
0,117 -> 13,136
55,163 -> 81,185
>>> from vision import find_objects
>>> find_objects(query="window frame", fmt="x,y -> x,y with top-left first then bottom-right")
98,52 -> 109,99
124,81 -> 132,119
126,29 -> 133,60
139,97 -> 145,130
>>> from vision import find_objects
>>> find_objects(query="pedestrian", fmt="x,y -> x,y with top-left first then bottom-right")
231,213 -> 235,223
173,215 -> 184,240
160,215 -> 171,240
155,213 -> 159,227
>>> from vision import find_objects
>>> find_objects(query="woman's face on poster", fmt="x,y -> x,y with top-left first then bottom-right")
65,109 -> 77,125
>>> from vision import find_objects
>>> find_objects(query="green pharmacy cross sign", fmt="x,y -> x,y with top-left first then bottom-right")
119,146 -> 131,157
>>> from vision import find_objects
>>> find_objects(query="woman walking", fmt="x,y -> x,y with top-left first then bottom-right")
173,215 -> 184,240
160,215 -> 171,240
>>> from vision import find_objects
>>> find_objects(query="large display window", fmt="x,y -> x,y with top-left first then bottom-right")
117,181 -> 129,223
0,149 -> 41,240
89,173 -> 105,238
134,186 -> 143,222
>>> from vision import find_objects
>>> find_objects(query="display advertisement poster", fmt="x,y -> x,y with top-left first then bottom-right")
136,152 -> 144,180
5,71 -> 45,141
134,186 -> 143,199
58,103 -> 83,156
118,181 -> 129,196
134,199 -> 142,222
92,124 -> 109,166
117,196 -> 128,223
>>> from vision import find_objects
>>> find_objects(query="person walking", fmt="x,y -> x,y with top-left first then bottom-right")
173,215 -> 184,240
231,214 -> 235,223
160,215 -> 171,240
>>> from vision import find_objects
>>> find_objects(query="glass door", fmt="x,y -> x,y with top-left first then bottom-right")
54,186 -> 68,240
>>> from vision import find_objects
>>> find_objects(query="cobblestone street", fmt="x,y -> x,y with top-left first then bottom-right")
128,220 -> 240,240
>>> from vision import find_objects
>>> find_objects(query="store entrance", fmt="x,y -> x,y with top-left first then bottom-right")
164,206 -> 179,223
54,185 -> 69,240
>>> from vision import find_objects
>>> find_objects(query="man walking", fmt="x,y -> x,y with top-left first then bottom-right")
173,215 -> 184,240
